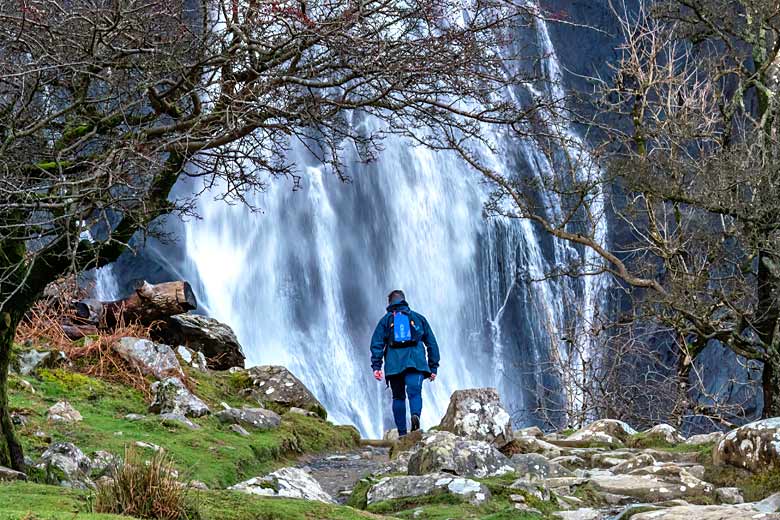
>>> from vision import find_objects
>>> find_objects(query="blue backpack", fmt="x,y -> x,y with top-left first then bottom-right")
388,310 -> 420,348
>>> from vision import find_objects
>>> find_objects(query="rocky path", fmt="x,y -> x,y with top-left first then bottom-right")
297,445 -> 390,503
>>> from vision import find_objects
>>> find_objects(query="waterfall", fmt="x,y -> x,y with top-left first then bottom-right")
96,4 -> 608,438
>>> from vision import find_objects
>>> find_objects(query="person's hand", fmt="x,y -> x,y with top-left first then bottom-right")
373,370 -> 383,381
429,373 -> 437,382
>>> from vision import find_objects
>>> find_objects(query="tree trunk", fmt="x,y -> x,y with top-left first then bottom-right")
762,340 -> 780,418
0,311 -> 25,471
757,250 -> 780,418
74,280 -> 197,328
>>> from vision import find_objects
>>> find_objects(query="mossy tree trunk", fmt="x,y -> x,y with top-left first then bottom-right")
0,310 -> 24,470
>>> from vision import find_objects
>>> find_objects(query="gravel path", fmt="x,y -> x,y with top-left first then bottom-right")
297,446 -> 390,503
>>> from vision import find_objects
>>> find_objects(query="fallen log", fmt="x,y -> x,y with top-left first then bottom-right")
74,280 -> 197,328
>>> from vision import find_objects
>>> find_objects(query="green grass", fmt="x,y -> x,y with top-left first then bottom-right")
0,482 -> 387,520
0,481 -> 129,520
8,367 -> 357,489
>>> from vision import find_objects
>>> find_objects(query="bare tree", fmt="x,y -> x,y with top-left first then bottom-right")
0,0 -> 545,470
478,0 -> 780,424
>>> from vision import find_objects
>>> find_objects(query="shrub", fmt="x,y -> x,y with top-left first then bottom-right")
93,446 -> 199,520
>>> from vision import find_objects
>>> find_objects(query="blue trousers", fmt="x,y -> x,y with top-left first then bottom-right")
388,369 -> 424,436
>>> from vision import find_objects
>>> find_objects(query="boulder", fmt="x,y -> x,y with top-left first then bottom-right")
509,453 -> 573,481
47,401 -> 82,423
715,487 -> 744,504
36,442 -> 92,488
112,337 -> 183,380
14,349 -> 69,376
685,432 -> 724,446
90,451 -> 120,478
509,435 -> 563,458
550,455 -> 587,470
631,505 -> 780,519
216,407 -> 281,431
158,313 -> 245,370
229,467 -> 333,502
642,424 -> 686,444
149,377 -> 209,418
243,365 -> 326,418
0,466 -> 27,481
714,418 -> 780,471
367,473 -> 491,506
160,412 -> 201,430
176,346 -> 209,372
407,431 -> 514,478
589,464 -> 714,501
610,453 -> 656,474
564,419 -> 637,446
438,388 -> 513,447
517,426 -> 544,438
755,492 -> 780,513
553,509 -> 603,520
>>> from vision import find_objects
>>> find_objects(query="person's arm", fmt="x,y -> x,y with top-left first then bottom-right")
370,316 -> 387,377
421,316 -> 440,376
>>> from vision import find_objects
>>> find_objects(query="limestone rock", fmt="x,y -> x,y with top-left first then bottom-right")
0,466 -> 27,481
367,473 -> 490,506
161,314 -> 245,370
160,412 -> 201,430
564,419 -> 637,446
755,492 -> 780,513
149,377 -> 209,418
714,418 -> 780,471
685,432 -> 724,446
715,487 -> 744,504
509,453 -> 573,481
631,504 -> 780,519
230,424 -> 251,436
407,431 -> 514,478
551,455 -> 587,470
589,465 -> 713,502
611,453 -> 656,474
553,509 -> 603,520
517,426 -> 545,438
438,388 -> 513,447
176,345 -> 208,372
229,467 -> 333,503
243,365 -> 326,418
14,349 -> 70,376
47,401 -> 82,423
383,429 -> 400,442
643,424 -> 686,444
90,451 -> 120,478
113,337 -> 183,380
36,443 -> 92,488
288,407 -> 317,417
509,435 -> 563,458
216,407 -> 281,431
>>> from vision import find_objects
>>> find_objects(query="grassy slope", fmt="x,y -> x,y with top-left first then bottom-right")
8,365 -> 357,489
0,482 -> 387,520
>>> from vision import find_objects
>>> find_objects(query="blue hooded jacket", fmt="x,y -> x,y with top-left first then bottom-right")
370,300 -> 440,377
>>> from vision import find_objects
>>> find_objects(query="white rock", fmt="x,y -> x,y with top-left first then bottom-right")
229,467 -> 334,503
47,401 -> 82,423
113,337 -> 183,380
438,388 -> 513,447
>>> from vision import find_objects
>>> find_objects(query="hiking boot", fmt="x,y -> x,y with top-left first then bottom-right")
411,415 -> 420,432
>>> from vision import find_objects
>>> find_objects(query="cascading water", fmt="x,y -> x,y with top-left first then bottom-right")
94,4 -> 608,438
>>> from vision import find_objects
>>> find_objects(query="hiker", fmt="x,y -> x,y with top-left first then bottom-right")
370,290 -> 440,436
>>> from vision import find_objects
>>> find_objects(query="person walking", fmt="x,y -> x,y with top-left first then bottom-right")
370,290 -> 440,436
